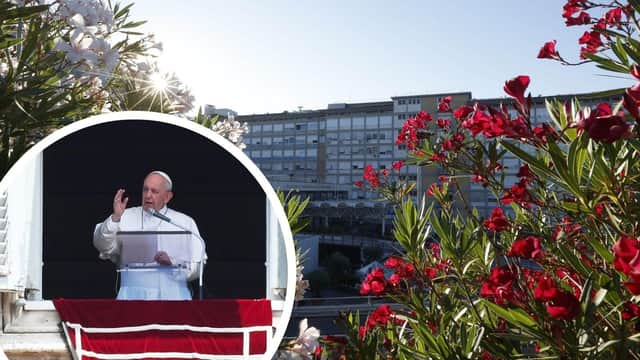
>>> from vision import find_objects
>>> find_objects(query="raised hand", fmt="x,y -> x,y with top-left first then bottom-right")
111,189 -> 128,222
154,250 -> 172,265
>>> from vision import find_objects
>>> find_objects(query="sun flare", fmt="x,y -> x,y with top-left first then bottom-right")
150,72 -> 169,91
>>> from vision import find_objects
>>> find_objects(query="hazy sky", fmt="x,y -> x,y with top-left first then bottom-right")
130,1 -> 630,115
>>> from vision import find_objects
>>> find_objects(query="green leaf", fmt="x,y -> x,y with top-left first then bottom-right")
481,300 -> 537,329
5,4 -> 49,19
621,42 -> 640,66
612,37 -> 629,65
629,0 -> 640,14
557,245 -> 593,278
121,20 -> 147,29
585,236 -> 614,263
579,87 -> 626,99
0,37 -> 22,50
568,134 -> 589,187
499,140 -> 556,181
583,52 -> 629,73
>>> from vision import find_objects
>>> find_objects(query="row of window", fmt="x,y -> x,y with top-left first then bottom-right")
326,131 -> 396,144
246,130 -> 400,146
326,162 -> 417,173
326,116 -> 393,130
247,135 -> 320,145
250,149 -> 318,158
327,145 -> 397,159
397,98 -> 420,105
250,121 -> 322,133
248,146 -> 408,160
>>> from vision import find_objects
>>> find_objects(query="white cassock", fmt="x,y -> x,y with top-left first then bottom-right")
93,206 -> 207,300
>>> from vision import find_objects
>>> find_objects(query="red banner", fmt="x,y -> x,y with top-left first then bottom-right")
53,299 -> 272,359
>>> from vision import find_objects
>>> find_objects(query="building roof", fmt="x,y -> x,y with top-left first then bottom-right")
391,91 -> 472,100
237,101 -> 393,122
475,90 -> 622,105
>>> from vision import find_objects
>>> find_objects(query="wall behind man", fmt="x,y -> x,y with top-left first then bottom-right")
42,119 -> 266,299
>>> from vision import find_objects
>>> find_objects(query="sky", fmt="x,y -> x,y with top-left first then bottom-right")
130,1 -> 631,115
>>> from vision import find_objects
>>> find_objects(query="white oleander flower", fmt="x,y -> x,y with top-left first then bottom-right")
276,318 -> 320,360
211,117 -> 249,149
54,30 -> 97,65
292,318 -> 320,357
58,0 -> 113,30
0,62 -> 9,78
295,262 -> 309,301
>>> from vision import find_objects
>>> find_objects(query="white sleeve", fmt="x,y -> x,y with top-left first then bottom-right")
93,215 -> 121,263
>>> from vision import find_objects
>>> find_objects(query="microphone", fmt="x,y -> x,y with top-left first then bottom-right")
144,206 -> 208,299
146,208 -> 172,223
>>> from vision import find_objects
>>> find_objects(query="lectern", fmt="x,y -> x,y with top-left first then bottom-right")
116,231 -> 200,300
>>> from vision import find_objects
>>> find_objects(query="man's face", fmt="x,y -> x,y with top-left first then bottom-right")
142,174 -> 173,211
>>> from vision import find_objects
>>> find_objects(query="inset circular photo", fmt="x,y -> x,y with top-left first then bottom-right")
0,111 -> 295,359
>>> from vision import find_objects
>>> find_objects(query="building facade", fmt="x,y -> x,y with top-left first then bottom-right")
239,91 -> 620,230
238,93 -> 472,236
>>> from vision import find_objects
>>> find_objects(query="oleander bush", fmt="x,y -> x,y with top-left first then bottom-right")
319,1 -> 640,358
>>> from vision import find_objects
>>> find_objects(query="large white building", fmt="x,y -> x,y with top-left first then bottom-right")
239,91 -> 620,233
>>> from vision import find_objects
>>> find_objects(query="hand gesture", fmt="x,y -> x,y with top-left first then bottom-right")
154,250 -> 172,265
111,189 -> 128,222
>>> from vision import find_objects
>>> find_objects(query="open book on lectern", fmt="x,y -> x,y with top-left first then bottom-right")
117,231 -> 193,267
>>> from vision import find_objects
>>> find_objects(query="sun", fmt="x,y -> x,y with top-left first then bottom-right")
150,72 -> 169,91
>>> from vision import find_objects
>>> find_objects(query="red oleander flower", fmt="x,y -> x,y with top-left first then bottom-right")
360,267 -> 387,296
396,263 -> 415,280
438,96 -> 452,112
358,326 -> 367,339
384,256 -> 403,270
594,202 -> 605,216
565,11 -> 591,26
453,105 -> 474,120
632,65 -> 640,80
480,267 -> 517,305
365,304 -> 394,331
429,243 -> 441,258
392,160 -> 404,171
424,265 -> 437,280
537,40 -> 561,60
471,172 -> 488,187
363,165 -> 380,188
462,106 -> 505,137
533,124 -> 557,144
396,112 -> 432,151
381,169 -> 390,177
623,83 -> 640,120
534,275 -> 560,302
354,180 -> 363,188
546,291 -> 580,320
579,30 -> 603,57
426,183 -> 439,196
552,217 -> 583,242
484,208 -> 510,232
613,237 -> 640,275
502,178 -> 534,208
612,237 -> 640,295
517,164 -> 534,179
437,118 -> 451,129
604,7 -> 623,27
509,236 -> 544,260
562,0 -> 587,20
623,302 -> 640,320
430,152 -> 446,162
578,103 -> 629,143
504,75 -> 530,106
